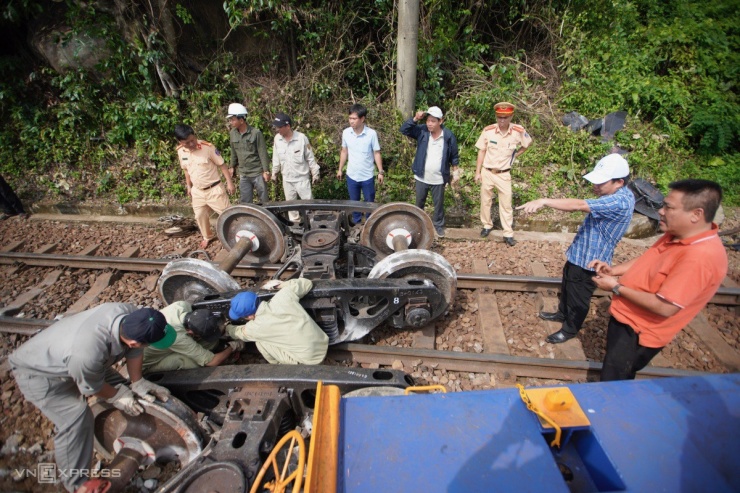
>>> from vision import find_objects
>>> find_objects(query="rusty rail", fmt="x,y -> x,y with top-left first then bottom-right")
0,316 -> 708,381
1,251 -> 738,305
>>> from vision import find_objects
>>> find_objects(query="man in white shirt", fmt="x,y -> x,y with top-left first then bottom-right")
270,112 -> 320,223
399,106 -> 460,237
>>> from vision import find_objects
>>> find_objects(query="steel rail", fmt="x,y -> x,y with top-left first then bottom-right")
328,343 -> 709,380
0,316 -> 708,381
1,251 -> 738,305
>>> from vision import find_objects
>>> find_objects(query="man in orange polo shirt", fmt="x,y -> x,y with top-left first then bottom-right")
589,179 -> 727,381
474,102 -> 532,246
175,124 -> 235,249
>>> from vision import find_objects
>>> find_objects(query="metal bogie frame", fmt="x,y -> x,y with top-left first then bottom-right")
91,365 -> 412,492
159,200 -> 457,343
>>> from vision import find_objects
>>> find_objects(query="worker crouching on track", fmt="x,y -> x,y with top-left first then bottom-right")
142,302 -> 244,373
227,278 -> 329,365
8,305 -> 176,492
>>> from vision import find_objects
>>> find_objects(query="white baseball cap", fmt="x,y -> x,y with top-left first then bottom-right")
426,106 -> 443,119
583,154 -> 630,184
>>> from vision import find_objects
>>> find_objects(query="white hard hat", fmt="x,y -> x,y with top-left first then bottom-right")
227,103 -> 248,118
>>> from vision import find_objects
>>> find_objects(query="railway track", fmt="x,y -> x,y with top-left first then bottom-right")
2,249 -> 739,304
2,246 -> 738,384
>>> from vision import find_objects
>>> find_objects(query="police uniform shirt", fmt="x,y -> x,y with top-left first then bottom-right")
8,303 -> 142,396
177,140 -> 225,189
475,123 -> 533,171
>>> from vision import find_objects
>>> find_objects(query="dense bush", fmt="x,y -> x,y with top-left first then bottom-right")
0,0 -> 737,209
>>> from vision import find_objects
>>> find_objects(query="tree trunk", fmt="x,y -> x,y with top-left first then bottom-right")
111,0 -> 180,97
396,0 -> 419,117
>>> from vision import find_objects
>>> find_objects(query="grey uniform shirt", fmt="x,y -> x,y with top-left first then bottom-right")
8,303 -> 142,396
272,130 -> 320,182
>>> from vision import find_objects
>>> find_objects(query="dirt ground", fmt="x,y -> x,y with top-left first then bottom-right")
0,208 -> 738,492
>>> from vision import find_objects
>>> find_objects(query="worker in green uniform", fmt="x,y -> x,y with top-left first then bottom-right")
143,302 -> 244,373
227,278 -> 328,365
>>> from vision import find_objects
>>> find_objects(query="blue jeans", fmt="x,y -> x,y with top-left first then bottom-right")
346,176 -> 375,224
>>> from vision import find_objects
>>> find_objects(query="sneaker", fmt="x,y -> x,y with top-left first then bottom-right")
480,228 -> 492,238
504,237 -> 517,247
436,228 -> 445,238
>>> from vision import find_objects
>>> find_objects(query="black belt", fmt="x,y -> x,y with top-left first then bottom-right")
485,168 -> 511,174
200,181 -> 222,190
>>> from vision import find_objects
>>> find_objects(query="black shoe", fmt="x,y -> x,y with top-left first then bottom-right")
504,237 -> 517,247
539,311 -> 565,322
436,228 -> 445,238
480,228 -> 492,237
546,330 -> 576,344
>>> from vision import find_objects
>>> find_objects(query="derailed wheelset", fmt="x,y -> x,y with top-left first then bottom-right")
157,200 -> 457,343
88,365 -> 413,492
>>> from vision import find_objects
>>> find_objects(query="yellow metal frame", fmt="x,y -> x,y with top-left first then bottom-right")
305,381 -> 341,493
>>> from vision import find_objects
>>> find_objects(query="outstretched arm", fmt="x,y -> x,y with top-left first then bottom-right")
517,198 -> 590,214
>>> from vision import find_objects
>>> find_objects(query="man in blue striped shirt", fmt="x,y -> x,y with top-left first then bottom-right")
517,154 -> 635,343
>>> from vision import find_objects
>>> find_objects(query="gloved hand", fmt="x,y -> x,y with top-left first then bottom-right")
228,340 -> 246,352
451,168 -> 461,184
107,385 -> 143,416
261,279 -> 283,290
131,379 -> 170,403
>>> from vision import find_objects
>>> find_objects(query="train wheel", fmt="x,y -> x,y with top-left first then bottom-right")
368,249 -> 457,319
359,203 -> 435,258
157,257 -> 240,304
217,204 -> 286,264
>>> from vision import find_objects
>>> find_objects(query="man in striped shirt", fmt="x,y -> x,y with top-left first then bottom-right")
517,154 -> 635,344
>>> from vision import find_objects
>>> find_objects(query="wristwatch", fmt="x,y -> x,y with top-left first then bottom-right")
612,284 -> 622,296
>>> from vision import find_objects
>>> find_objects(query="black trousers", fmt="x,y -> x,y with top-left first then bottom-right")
557,261 -> 598,336
415,180 -> 446,231
0,174 -> 25,215
601,316 -> 663,381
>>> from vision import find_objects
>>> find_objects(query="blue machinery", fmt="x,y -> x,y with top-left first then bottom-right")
309,374 -> 739,492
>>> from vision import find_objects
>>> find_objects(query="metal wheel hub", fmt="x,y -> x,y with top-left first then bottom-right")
217,204 -> 286,264
368,249 -> 457,319
360,203 -> 435,258
158,257 -> 240,305
91,397 -> 205,467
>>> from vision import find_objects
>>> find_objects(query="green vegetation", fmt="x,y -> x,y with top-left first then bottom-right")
0,0 -> 737,212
